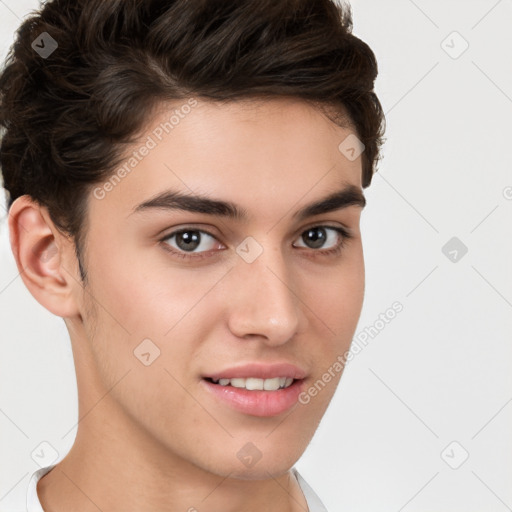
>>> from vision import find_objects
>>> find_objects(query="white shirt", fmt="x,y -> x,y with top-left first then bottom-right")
27,464 -> 328,512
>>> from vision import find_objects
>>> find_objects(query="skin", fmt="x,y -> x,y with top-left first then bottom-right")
8,97 -> 366,512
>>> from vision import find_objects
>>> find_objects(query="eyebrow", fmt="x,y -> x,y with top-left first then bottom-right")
130,184 -> 366,221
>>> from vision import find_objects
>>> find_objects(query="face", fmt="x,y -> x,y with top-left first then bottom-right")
70,97 -> 366,479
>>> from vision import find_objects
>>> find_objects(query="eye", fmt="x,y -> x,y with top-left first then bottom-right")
161,228 -> 222,259
159,225 -> 352,261
293,225 -> 351,255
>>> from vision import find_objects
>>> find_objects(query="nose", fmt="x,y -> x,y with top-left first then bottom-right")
226,243 -> 306,346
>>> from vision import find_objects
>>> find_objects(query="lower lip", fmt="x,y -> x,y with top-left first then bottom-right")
201,378 -> 305,417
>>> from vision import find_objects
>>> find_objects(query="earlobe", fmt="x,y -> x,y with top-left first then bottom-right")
7,195 -> 80,318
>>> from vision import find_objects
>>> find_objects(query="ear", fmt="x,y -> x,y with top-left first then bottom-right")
7,195 -> 82,318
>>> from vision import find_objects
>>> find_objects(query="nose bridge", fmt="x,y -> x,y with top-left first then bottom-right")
227,235 -> 303,343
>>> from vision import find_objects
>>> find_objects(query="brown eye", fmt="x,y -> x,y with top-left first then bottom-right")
161,228 -> 221,258
294,226 -> 349,251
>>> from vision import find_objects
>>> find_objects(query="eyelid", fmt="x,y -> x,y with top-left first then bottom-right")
157,222 -> 221,239
298,219 -> 352,236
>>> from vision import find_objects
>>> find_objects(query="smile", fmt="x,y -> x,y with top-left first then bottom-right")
206,376 -> 294,391
201,377 -> 305,417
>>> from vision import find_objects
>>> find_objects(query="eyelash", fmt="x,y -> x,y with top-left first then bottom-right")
159,225 -> 353,261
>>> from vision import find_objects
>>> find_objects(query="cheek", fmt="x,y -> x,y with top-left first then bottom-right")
89,242 -> 221,337
81,256 -> 223,440
292,255 -> 364,424
293,250 -> 364,416
301,250 -> 365,341
84,247 -> 231,395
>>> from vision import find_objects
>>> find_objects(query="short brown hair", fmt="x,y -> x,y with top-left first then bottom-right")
0,0 -> 385,283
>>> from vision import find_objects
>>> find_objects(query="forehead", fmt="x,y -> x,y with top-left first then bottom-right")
89,97 -> 363,224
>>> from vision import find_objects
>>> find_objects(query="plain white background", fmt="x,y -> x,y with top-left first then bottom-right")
1,1 -> 511,511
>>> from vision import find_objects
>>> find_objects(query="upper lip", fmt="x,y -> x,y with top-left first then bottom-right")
203,363 -> 308,381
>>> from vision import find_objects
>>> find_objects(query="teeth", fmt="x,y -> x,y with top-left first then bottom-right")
230,378 -> 247,389
210,377 -> 295,390
263,377 -> 280,390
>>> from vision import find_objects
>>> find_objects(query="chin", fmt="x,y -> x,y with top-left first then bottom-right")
208,441 -> 304,480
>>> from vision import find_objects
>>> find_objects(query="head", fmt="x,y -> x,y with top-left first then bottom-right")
1,0 -> 385,480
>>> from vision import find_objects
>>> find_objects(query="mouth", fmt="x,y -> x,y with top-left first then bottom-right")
200,362 -> 308,417
201,375 -> 306,417
203,376 -> 296,391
